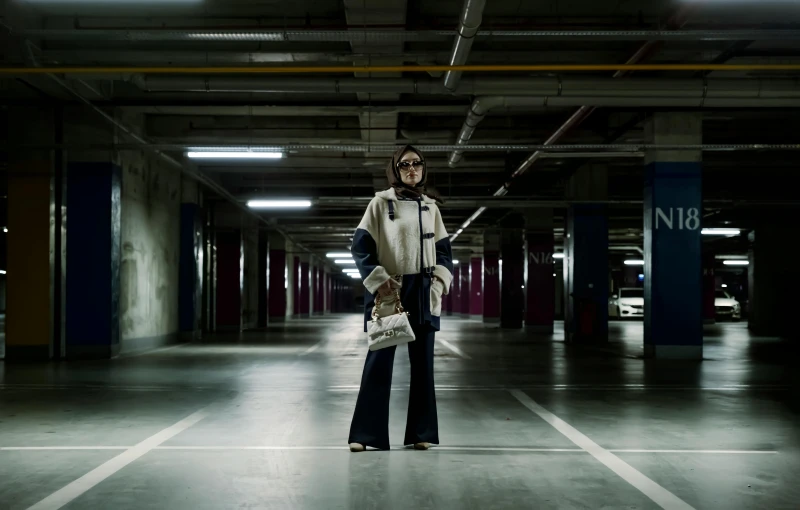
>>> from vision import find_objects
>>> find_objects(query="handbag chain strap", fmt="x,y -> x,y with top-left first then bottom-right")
372,288 -> 406,321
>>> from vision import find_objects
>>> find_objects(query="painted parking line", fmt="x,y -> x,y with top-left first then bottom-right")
438,339 -> 472,359
24,407 -> 211,510
510,389 -> 696,510
1,445 -> 778,454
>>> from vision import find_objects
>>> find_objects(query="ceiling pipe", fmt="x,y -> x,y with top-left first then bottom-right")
449,5 -> 695,241
442,0 -> 486,92
133,75 -> 800,99
18,28 -> 800,42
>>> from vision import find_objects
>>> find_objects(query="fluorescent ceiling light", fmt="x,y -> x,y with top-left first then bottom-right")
715,254 -> 748,260
721,284 -> 728,288
247,200 -> 311,209
327,252 -> 351,258
723,260 -> 749,266
453,260 -> 459,265
343,268 -> 359,273
335,259 -> 355,265
349,274 -> 362,279
0,269 -> 5,275
702,228 -> 741,236
2,227 -> 6,233
624,260 -> 644,266
187,151 -> 282,159
553,253 -> 565,259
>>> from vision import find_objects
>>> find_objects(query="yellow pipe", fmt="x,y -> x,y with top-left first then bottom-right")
2,64 -> 800,74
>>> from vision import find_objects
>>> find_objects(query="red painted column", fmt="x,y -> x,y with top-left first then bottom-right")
311,265 -> 318,315
216,230 -> 242,330
293,256 -> 300,317
470,257 -> 483,317
300,260 -> 310,317
483,231 -> 501,323
268,245 -> 286,322
460,259 -> 471,317
450,265 -> 461,316
525,231 -> 556,332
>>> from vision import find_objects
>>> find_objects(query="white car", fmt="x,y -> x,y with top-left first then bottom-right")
715,290 -> 742,321
609,288 -> 644,318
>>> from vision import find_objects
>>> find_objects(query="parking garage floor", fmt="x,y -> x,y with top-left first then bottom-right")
1,316 -> 798,510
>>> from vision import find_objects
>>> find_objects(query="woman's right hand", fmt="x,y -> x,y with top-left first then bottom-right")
377,279 -> 396,297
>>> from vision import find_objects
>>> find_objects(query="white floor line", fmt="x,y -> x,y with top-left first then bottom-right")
608,449 -> 778,454
1,446 -> 129,451
1,445 -> 777,454
24,407 -> 210,510
509,389 -> 696,510
438,339 -> 472,359
299,341 -> 325,356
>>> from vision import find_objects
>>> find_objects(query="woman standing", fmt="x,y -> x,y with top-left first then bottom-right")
348,145 -> 454,452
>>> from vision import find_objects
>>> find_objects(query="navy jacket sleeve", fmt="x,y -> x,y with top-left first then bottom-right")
432,205 -> 454,293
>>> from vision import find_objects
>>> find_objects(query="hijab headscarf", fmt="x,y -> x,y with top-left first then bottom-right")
385,145 -> 442,204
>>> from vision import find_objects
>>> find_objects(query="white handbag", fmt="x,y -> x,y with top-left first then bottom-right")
367,289 -> 415,351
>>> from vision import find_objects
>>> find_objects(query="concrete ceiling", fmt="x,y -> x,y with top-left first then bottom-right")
3,0 -> 800,255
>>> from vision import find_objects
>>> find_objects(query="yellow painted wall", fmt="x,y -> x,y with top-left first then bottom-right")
7,159 -> 52,348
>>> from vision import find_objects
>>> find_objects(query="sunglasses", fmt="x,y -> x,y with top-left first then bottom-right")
396,160 -> 425,171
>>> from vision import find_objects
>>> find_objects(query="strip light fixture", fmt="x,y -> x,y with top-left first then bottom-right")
187,151 -> 283,159
723,260 -> 749,266
624,260 -> 645,266
247,200 -> 311,209
327,252 -> 352,258
702,228 -> 741,236
335,259 -> 356,265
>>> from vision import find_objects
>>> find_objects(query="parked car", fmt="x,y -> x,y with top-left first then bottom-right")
609,288 -> 644,318
715,290 -> 742,321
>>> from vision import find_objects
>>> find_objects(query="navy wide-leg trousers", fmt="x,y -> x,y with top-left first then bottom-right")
348,325 -> 439,450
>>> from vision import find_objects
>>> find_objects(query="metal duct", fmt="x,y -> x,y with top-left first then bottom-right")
443,0 -> 487,92
19,28 -> 800,42
447,84 -> 800,165
134,75 -> 800,100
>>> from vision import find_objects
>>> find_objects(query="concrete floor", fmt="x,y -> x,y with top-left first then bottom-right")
1,316 -> 798,510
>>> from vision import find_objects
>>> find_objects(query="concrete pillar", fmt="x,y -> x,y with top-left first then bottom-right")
179,179 -> 203,340
449,263 -> 461,316
483,232 -> 501,323
256,229 -> 269,328
748,225 -> 797,338
5,107 -> 60,361
267,234 -> 287,322
459,257 -> 471,317
525,210 -> 555,333
500,214 -> 525,329
203,203 -> 217,332
291,253 -> 300,317
215,229 -> 243,331
299,255 -> 311,317
643,112 -> 703,359
565,164 -> 609,343
702,253 -> 716,325
470,256 -> 483,318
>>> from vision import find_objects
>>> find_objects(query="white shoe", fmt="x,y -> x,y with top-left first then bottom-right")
349,443 -> 365,452
413,442 -> 431,450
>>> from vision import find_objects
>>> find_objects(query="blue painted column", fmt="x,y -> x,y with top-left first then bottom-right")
643,112 -> 703,359
564,164 -> 609,344
564,205 -> 609,343
65,162 -> 122,359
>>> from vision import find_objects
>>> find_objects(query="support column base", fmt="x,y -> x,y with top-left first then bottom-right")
526,324 -> 555,334
644,344 -> 703,360
269,316 -> 286,323
3,345 -> 51,362
67,344 -> 121,360
703,318 -> 716,325
483,317 -> 500,324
